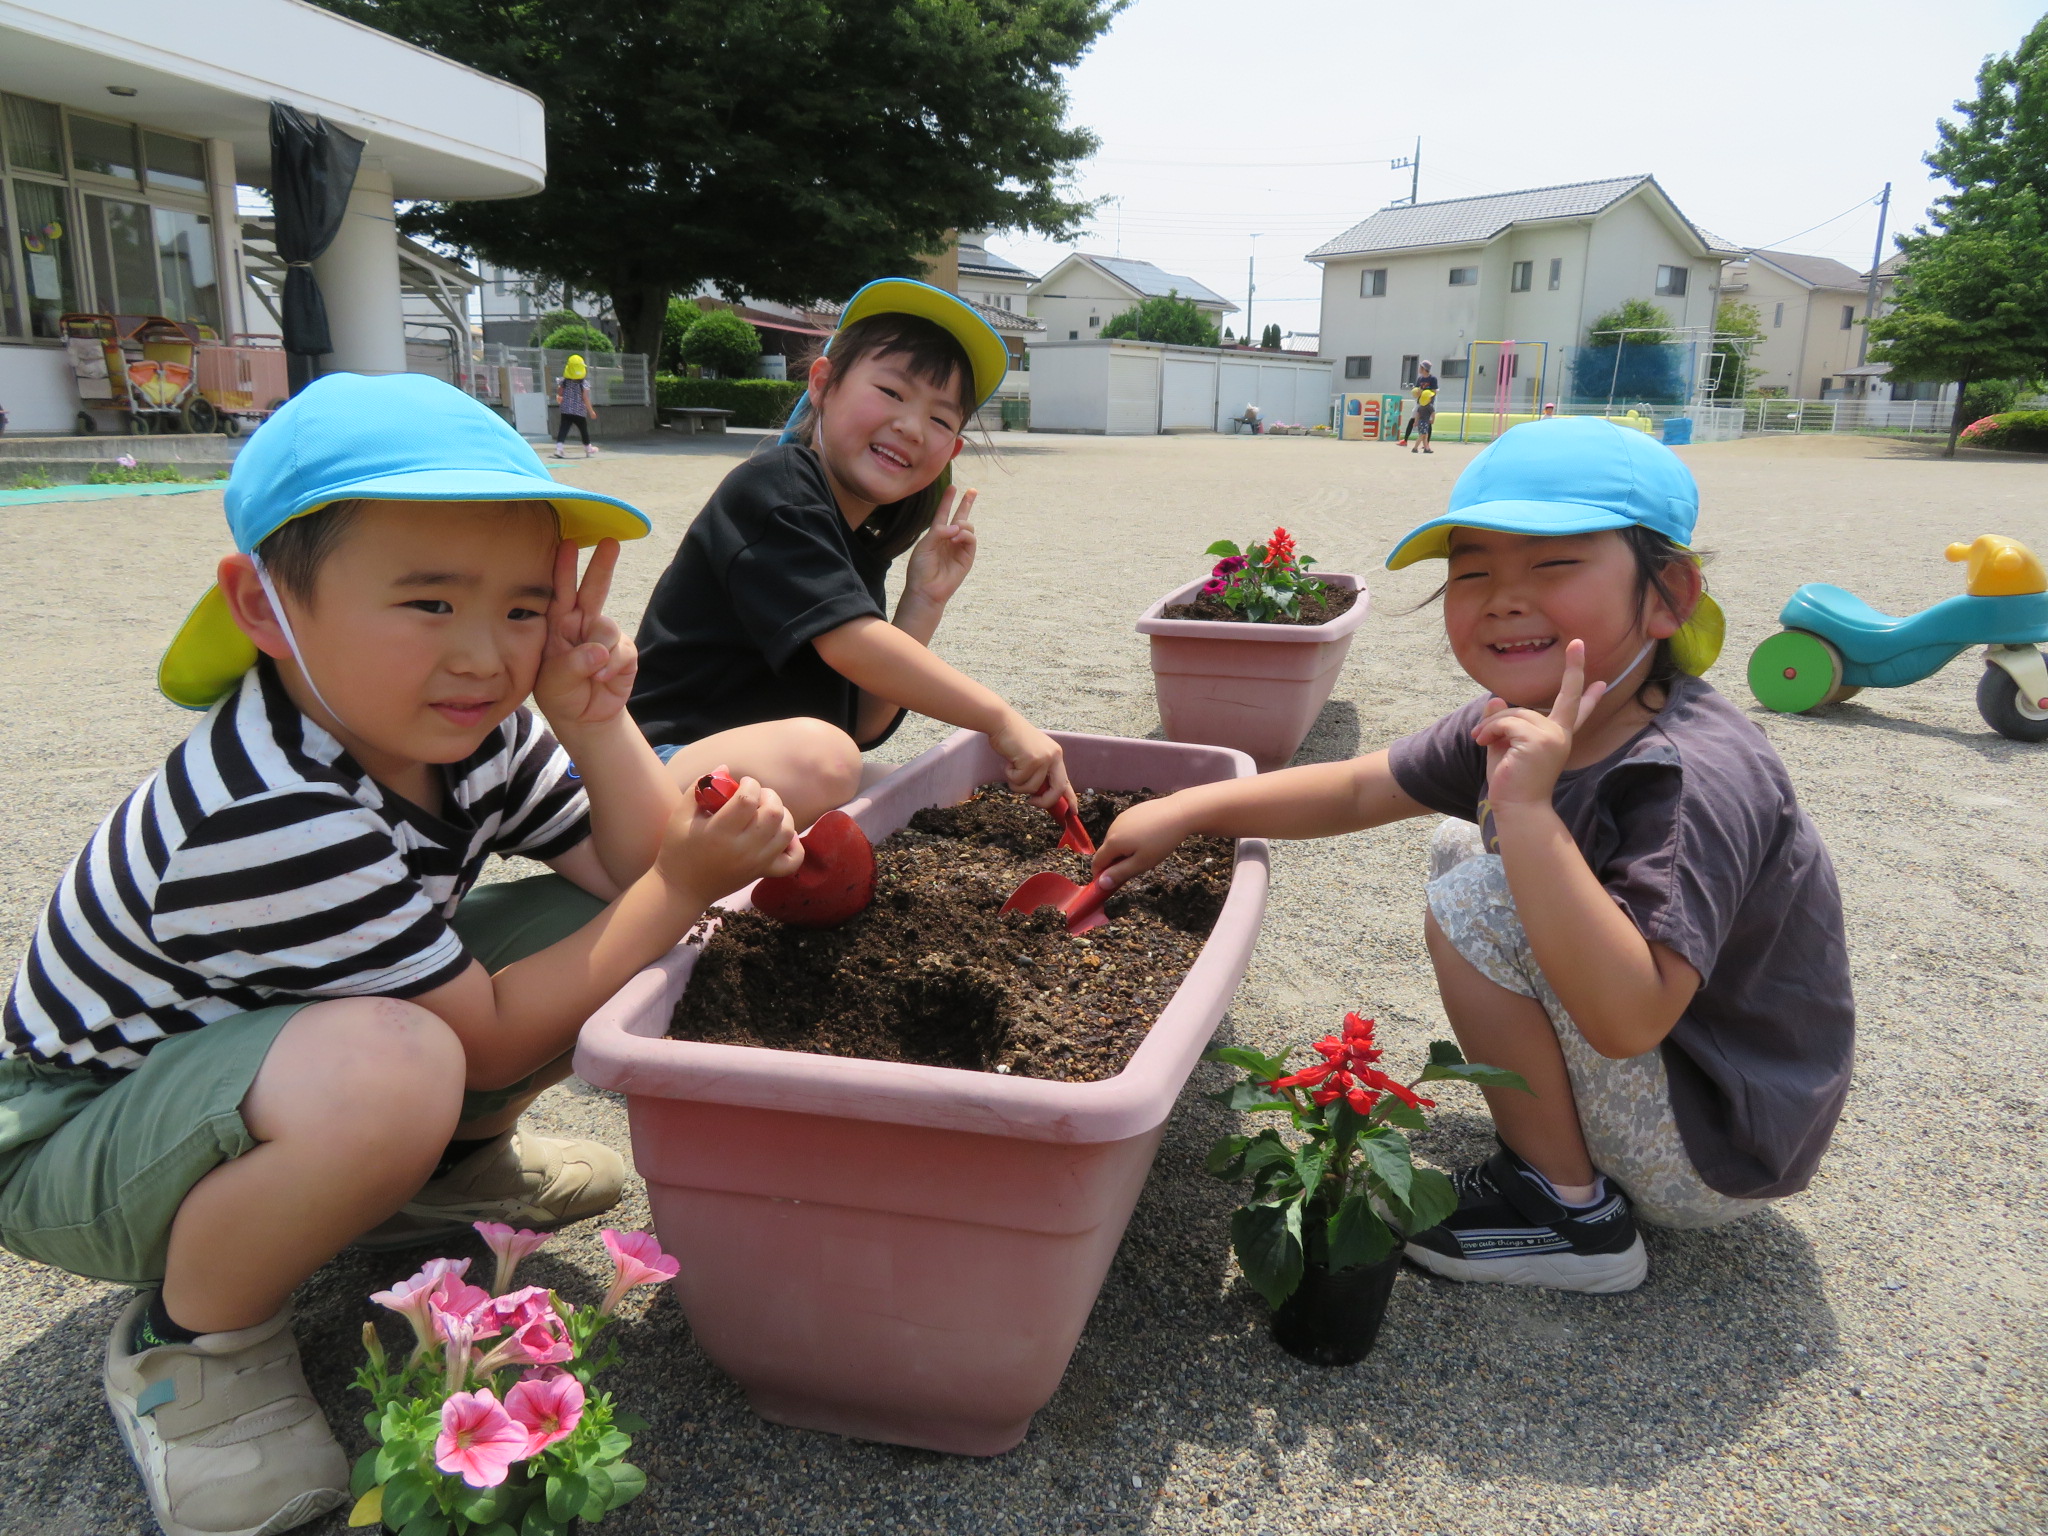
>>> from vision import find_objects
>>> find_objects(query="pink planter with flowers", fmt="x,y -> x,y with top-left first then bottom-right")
574,729 -> 1269,1456
1137,571 -> 1370,771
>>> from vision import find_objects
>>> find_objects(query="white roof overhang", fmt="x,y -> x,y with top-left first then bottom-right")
0,0 -> 544,199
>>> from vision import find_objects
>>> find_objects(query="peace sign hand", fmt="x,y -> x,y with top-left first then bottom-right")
534,538 -> 636,733
903,486 -> 979,609
1469,639 -> 1609,808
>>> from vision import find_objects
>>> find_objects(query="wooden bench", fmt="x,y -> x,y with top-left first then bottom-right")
660,406 -> 734,435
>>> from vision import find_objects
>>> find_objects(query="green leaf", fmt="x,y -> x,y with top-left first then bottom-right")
1204,540 -> 1242,557
1427,1040 -> 1467,1067
602,1463 -> 646,1511
455,1485 -> 513,1524
1241,1131 -> 1296,1179
1230,1199 -> 1306,1309
610,1412 -> 649,1435
520,1506 -> 564,1536
476,1524 -> 521,1536
1356,1129 -> 1415,1206
380,1469 -> 432,1530
399,1514 -> 451,1536
1204,1134 -> 1250,1179
1207,1079 -> 1294,1114
579,1465 -> 615,1523
596,1429 -> 632,1462
1291,1138 -> 1330,1196
1326,1191 -> 1399,1271
1397,1167 -> 1459,1235
351,1452 -> 381,1499
1203,1045 -> 1289,1080
546,1473 -> 588,1526
1370,1094 -> 1429,1131
1419,1061 -> 1532,1092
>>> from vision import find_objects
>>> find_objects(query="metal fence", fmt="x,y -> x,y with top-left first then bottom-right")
468,345 -> 651,409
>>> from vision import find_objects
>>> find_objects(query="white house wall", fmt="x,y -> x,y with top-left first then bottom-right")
1030,261 -> 1135,342
1107,348 -> 1161,435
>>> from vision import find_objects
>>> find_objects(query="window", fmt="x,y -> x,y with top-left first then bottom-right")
0,189 -> 16,339
1548,257 -> 1562,290
1841,304 -> 1856,330
86,195 -> 158,314
3,95 -> 63,176
1511,260 -> 1532,292
1655,265 -> 1688,296
1773,302 -> 1784,328
70,115 -> 139,184
13,178 -> 77,337
1439,358 -> 1469,378
1068,330 -> 1078,340
1087,313 -> 1100,327
154,206 -> 219,329
1360,267 -> 1386,297
1401,354 -> 1419,385
1448,266 -> 1478,286
143,133 -> 207,195
1344,356 -> 1371,379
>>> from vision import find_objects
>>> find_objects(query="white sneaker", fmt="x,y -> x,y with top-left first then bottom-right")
104,1296 -> 349,1536
352,1128 -> 626,1251
586,444 -> 600,457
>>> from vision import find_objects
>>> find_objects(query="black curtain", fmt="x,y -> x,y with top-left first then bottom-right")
269,103 -> 365,395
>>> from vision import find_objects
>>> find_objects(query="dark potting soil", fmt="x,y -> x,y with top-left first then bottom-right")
668,785 -> 1235,1082
1163,583 -> 1359,626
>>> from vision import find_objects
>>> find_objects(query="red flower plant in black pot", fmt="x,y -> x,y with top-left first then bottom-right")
1204,1013 -> 1530,1366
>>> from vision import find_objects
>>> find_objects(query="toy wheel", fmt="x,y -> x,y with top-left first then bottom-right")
1748,630 -> 1843,713
128,412 -> 153,436
222,414 -> 243,438
75,411 -> 97,435
1976,660 -> 2048,742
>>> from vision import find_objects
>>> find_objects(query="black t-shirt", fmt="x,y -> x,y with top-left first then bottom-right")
1388,674 -> 1854,1200
630,445 -> 905,750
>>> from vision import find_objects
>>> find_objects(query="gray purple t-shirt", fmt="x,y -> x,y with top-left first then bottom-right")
1388,673 -> 1853,1199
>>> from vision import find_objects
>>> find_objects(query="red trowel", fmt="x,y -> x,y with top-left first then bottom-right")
1000,795 -> 1110,934
695,772 -> 875,928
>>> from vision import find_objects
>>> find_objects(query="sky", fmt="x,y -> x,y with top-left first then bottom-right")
986,0 -> 2045,342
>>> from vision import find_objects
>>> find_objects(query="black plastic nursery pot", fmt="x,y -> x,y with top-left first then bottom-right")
1269,1251 -> 1402,1367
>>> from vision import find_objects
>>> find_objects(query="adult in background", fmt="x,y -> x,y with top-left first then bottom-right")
552,354 -> 599,460
1404,360 -> 1440,453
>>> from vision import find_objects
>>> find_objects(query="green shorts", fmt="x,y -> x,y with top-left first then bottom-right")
0,873 -> 605,1285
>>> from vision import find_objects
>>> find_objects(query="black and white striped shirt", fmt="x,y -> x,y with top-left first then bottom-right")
4,662 -> 591,1072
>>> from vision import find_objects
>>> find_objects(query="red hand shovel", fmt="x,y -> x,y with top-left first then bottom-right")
999,794 -> 1108,934
696,772 -> 876,928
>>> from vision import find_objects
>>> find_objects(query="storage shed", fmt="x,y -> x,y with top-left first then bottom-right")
1026,339 -> 1335,435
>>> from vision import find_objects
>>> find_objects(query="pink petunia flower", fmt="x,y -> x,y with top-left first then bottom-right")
429,1273 -> 501,1342
504,1367 -> 586,1458
371,1258 -> 473,1353
1201,577 -> 1227,595
434,1389 -> 530,1488
598,1229 -> 680,1315
472,1288 -> 573,1374
439,1311 -> 476,1394
474,1221 -> 550,1296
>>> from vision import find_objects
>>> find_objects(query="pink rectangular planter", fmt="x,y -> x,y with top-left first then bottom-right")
1136,571 -> 1370,770
574,729 -> 1268,1457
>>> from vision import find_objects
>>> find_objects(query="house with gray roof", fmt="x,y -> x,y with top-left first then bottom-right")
956,232 -> 1037,317
1027,253 -> 1236,343
1309,175 -> 1740,407
1718,250 -> 1872,398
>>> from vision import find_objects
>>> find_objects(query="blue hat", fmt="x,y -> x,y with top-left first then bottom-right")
1385,417 -> 1724,671
158,373 -> 649,709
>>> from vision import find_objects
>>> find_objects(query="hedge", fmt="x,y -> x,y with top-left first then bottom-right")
1959,410 -> 2048,452
655,375 -> 806,429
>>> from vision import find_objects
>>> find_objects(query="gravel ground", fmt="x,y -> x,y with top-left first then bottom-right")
2,428 -> 2044,1535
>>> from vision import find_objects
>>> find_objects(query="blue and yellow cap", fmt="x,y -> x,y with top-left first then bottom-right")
779,277 -> 1009,443
1385,416 -> 1724,672
158,372 -> 649,709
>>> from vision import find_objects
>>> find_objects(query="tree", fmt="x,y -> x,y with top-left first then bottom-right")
1099,291 -> 1220,347
1872,18 -> 2048,455
681,309 -> 763,378
1867,207 -> 2048,455
1260,323 -> 1282,350
1710,299 -> 1764,399
541,322 -> 613,353
317,0 -> 1119,362
1584,299 -> 1672,349
661,297 -> 704,373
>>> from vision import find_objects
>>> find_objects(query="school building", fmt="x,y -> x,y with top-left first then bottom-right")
0,0 -> 542,434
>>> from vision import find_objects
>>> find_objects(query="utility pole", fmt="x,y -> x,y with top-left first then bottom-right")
1390,138 -> 1421,205
1246,233 -> 1261,347
1857,181 -> 1891,366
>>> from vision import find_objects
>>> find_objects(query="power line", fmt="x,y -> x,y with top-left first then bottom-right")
1746,192 -> 1887,255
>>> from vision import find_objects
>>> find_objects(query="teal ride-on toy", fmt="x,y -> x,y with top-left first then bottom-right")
1747,535 -> 2048,742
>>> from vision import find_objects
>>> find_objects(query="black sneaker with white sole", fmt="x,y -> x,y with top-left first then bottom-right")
1404,1145 -> 1648,1293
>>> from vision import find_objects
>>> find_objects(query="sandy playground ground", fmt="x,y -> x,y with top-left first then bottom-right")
0,428 -> 2042,1536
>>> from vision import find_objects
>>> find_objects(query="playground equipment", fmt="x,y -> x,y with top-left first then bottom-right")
1455,340 -> 1548,442
1338,393 -> 1406,440
193,334 -> 289,436
1747,535 -> 2048,742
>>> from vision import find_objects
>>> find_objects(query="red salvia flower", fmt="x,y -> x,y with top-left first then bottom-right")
1265,527 -> 1297,568
1269,1012 -> 1432,1114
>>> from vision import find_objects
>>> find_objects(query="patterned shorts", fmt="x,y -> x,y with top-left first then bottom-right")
1425,819 -> 1768,1230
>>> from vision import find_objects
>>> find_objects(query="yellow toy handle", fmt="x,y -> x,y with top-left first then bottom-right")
1945,535 -> 2047,597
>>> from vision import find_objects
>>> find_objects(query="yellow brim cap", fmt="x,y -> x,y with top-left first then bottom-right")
838,277 -> 1011,410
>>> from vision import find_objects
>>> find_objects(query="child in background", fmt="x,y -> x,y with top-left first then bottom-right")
631,279 -> 1075,827
1403,360 -> 1439,452
553,352 -> 598,459
0,374 -> 802,1536
1093,418 -> 1853,1293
